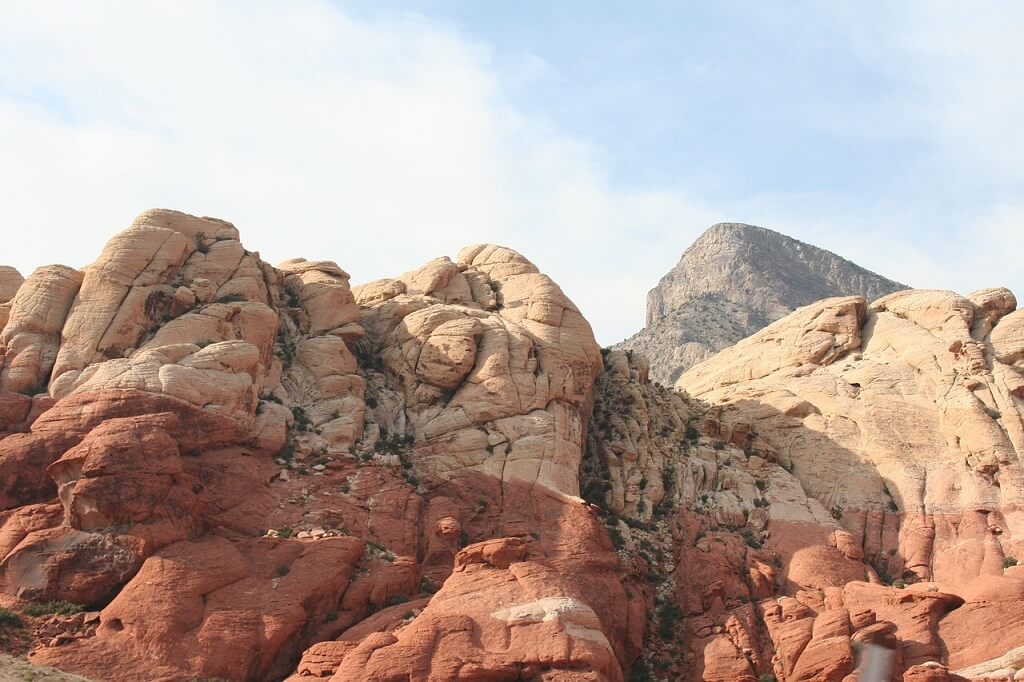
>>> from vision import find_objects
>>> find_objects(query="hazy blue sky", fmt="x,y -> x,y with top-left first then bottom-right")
1,1 -> 1021,343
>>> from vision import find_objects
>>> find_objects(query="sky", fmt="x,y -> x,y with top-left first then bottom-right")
1,1 -> 1022,345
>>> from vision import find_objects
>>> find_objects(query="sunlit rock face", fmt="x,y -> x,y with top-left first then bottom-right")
0,210 -> 635,682
1,209 -> 1020,682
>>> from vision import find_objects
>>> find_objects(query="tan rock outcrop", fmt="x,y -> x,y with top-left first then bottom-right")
670,287 -> 1024,680
0,213 -> 633,682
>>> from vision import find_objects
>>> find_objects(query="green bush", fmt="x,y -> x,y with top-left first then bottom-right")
0,608 -> 22,627
21,600 -> 84,617
627,659 -> 654,682
656,602 -> 683,640
291,406 -> 312,432
606,523 -> 625,550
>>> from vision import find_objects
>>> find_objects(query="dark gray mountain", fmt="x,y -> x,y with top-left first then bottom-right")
616,222 -> 907,385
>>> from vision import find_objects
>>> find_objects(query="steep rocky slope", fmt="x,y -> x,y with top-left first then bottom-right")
0,210 -> 633,681
617,223 -> 905,385
0,210 -> 1020,682
670,288 -> 1024,680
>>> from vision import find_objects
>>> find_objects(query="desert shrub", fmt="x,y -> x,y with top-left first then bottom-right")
1004,556 -> 1018,568
216,293 -> 247,303
656,602 -> 683,640
0,608 -> 22,627
628,659 -> 654,682
22,601 -> 84,617
742,530 -> 763,549
291,406 -> 312,432
606,523 -> 625,550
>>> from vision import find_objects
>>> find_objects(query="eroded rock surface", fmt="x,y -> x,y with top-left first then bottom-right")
2,210 -> 1020,682
0,211 -> 635,682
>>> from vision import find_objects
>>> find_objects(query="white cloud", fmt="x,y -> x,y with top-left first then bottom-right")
0,0 -> 718,344
0,1 -> 1020,349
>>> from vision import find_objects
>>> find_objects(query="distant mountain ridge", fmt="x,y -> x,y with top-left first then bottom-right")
616,222 -> 906,384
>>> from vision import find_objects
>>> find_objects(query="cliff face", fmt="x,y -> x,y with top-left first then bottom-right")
669,288 -> 1024,681
0,210 -> 634,681
0,210 -> 1021,682
617,223 -> 905,385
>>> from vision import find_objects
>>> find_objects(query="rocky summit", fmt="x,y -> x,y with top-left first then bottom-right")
0,210 -> 1021,682
616,222 -> 906,385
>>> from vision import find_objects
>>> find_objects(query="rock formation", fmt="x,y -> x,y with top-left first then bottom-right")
0,210 -> 636,681
665,287 -> 1024,680
616,223 -> 905,385
0,210 -> 1020,682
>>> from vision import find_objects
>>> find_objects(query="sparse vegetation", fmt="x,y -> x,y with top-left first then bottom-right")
656,602 -> 682,640
0,608 -> 22,627
291,406 -> 312,432
21,601 -> 84,617
216,293 -> 247,304
628,658 -> 654,682
983,405 -> 1002,419
830,505 -> 843,520
685,424 -> 700,442
606,523 -> 625,550
374,430 -> 415,459
278,437 -> 296,462
742,530 -> 763,549
195,231 -> 209,253
275,329 -> 297,368
1004,556 -> 1018,568
275,527 -> 294,538
355,344 -> 384,372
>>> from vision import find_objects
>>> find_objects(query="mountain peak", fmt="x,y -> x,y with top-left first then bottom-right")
619,222 -> 906,384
